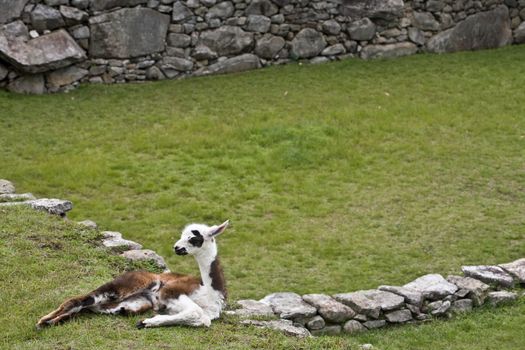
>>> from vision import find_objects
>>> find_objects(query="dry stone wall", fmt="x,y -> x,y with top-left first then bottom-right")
0,0 -> 525,93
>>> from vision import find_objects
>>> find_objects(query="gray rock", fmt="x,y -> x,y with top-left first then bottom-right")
245,0 -> 278,16
90,8 -> 170,59
310,325 -> 341,336
321,44 -> 345,56
0,0 -> 29,24
199,26 -> 254,56
90,0 -> 148,11
0,62 -> 7,81
363,320 -> 386,329
487,291 -> 518,306
145,66 -> 165,80
499,258 -> 525,283
2,20 -> 29,40
121,249 -> 168,270
0,193 -> 35,202
408,27 -> 426,45
451,299 -> 473,313
245,15 -> 271,33
241,319 -> 311,338
514,22 -> 525,44
303,294 -> 355,323
360,344 -> 374,350
45,0 -> 68,5
427,0 -> 445,12
334,290 -> 404,319
254,34 -> 285,59
46,66 -> 88,89
347,18 -> 376,41
322,19 -> 341,35
341,0 -> 404,20
77,219 -> 98,229
192,45 -> 218,60
290,28 -> 326,59
305,315 -> 325,330
59,6 -> 88,26
412,11 -> 440,31
167,33 -> 192,48
7,74 -> 46,94
427,6 -> 512,53
343,320 -> 367,334
31,5 -> 65,32
446,275 -> 490,306
361,42 -> 418,59
71,0 -> 90,10
206,2 -> 234,20
163,56 -> 193,71
226,299 -> 275,317
70,25 -> 89,40
102,231 -> 143,251
310,57 -> 330,65
353,313 -> 368,322
20,198 -> 72,215
378,285 -> 424,307
462,265 -> 515,288
403,274 -> 458,300
260,292 -> 317,320
385,309 -> 412,323
0,179 -> 15,194
428,300 -> 451,316
172,1 -> 193,23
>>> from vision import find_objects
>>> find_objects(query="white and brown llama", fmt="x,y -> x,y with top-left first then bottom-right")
37,220 -> 230,329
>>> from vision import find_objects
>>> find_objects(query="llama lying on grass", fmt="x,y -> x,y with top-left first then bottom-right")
37,220 -> 230,329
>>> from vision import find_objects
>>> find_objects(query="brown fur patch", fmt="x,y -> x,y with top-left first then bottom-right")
93,270 -> 158,299
159,273 -> 202,300
210,258 -> 227,299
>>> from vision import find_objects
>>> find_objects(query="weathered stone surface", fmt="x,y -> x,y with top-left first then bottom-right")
412,11 -> 440,31
321,44 -> 345,56
290,28 -> 326,59
363,320 -> 386,329
90,8 -> 169,59
408,27 -> 426,45
347,18 -> 376,41
260,292 -> 317,320
403,274 -> 458,300
46,66 -> 88,89
77,219 -> 98,229
427,0 -> 444,12
446,275 -> 490,306
255,34 -> 285,59
451,299 -> 473,313
241,319 -> 311,338
246,15 -> 271,33
200,26 -> 254,56
60,6 -> 88,26
31,5 -> 65,32
199,53 -> 260,75
0,180 -> 15,194
102,231 -> 143,251
206,2 -> 234,20
385,309 -> 412,323
428,300 -> 451,316
305,315 -> 325,330
462,265 -> 515,288
343,320 -> 367,334
3,20 -> 28,40
0,193 -> 36,202
334,290 -> 404,319
172,1 -> 194,22
427,6 -> 512,53
7,74 -> 46,94
121,249 -> 168,270
499,258 -> 525,283
322,19 -> 341,35
360,42 -> 417,59
310,325 -> 341,336
245,0 -> 278,16
378,285 -> 423,306
0,29 -> 86,73
341,0 -> 404,20
303,294 -> 355,323
226,299 -> 274,317
192,45 -> 218,60
163,56 -> 194,71
168,33 -> 191,48
514,22 -> 525,44
0,0 -> 29,24
4,198 -> 73,215
90,0 -> 148,11
487,291 -> 518,306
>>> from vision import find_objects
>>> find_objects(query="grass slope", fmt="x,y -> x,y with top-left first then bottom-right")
0,46 -> 524,349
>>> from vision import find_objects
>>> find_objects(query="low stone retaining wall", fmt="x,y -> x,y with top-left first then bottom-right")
1,178 -> 523,338
1,0 -> 525,93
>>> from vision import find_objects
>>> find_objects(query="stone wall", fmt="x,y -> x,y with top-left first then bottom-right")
0,0 -> 525,93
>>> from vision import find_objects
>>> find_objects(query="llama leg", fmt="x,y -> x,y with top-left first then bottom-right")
97,295 -> 154,315
137,295 -> 211,328
36,294 -> 99,329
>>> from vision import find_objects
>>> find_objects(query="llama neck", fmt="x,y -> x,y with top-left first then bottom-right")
194,245 -> 227,298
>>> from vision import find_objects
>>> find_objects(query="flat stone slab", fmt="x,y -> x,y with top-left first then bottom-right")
447,275 -> 490,306
361,42 -> 417,60
226,299 -> 274,318
403,274 -> 458,300
1,198 -> 73,215
341,0 -> 404,20
333,290 -> 404,319
385,309 -> 412,323
0,193 -> 35,202
259,292 -> 317,320
121,249 -> 168,270
462,265 -> 514,288
303,294 -> 356,323
0,0 -> 29,24
0,179 -> 15,194
378,285 -> 423,306
0,29 -> 86,73
343,320 -> 367,334
102,231 -> 143,251
241,319 -> 311,338
499,258 -> 525,283
487,291 -> 518,306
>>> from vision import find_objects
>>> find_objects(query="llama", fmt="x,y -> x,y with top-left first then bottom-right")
36,220 -> 230,329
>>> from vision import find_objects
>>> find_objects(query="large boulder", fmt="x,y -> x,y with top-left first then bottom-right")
31,5 -> 66,32
427,6 -> 512,53
334,290 -> 405,319
89,8 -> 170,59
255,34 -> 285,59
499,258 -> 525,283
340,0 -> 404,20
290,28 -> 326,59
0,0 -> 29,24
199,26 -> 254,56
360,42 -> 417,59
403,274 -> 458,300
0,29 -> 86,73
259,292 -> 317,320
347,18 -> 377,41
462,265 -> 515,288
46,66 -> 88,89
303,294 -> 356,323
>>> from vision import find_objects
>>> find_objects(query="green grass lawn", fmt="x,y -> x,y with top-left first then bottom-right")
1,46 -> 524,349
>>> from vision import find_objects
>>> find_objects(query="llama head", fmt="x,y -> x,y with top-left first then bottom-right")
174,220 -> 229,257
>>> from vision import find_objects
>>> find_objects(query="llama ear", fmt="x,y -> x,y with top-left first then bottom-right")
208,220 -> 229,237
